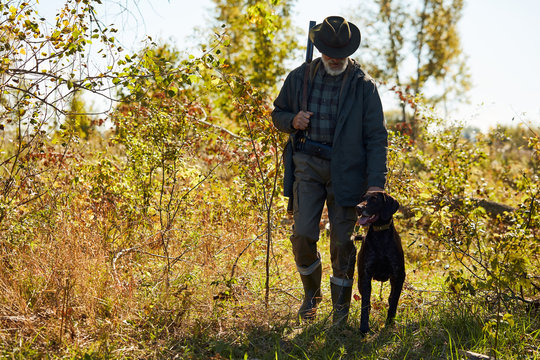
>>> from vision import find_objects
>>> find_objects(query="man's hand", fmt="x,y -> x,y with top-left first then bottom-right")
292,111 -> 313,130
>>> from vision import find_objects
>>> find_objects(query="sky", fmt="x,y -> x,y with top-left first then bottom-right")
37,0 -> 540,131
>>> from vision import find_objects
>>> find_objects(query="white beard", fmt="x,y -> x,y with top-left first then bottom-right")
322,57 -> 348,76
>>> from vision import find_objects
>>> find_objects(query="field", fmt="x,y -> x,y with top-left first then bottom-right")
1,1 -> 539,358
1,107 -> 539,359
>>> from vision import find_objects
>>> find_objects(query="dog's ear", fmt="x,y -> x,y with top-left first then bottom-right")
381,193 -> 400,220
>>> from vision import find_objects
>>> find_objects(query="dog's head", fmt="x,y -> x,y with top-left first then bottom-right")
356,191 -> 400,226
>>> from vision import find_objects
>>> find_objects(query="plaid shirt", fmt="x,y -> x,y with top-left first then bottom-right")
305,66 -> 346,145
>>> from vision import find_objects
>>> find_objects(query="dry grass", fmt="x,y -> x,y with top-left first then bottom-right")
2,206 -> 539,358
1,127 -> 539,359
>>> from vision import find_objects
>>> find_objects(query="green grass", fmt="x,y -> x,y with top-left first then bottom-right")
6,287 -> 537,359
130,297 -> 538,360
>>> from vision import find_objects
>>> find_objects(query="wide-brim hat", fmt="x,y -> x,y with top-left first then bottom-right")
309,16 -> 361,58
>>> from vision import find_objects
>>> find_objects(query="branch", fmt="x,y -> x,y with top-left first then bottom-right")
399,197 -> 515,220
194,118 -> 248,142
4,84 -> 66,115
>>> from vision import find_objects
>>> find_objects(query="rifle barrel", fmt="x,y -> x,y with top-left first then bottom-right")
305,20 -> 316,63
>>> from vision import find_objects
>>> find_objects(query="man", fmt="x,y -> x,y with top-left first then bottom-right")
272,16 -> 388,325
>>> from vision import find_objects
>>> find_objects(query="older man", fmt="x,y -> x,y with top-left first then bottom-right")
272,16 -> 388,325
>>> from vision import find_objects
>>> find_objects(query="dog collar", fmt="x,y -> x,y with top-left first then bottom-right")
371,220 -> 393,232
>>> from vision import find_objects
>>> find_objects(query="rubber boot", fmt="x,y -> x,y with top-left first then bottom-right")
331,282 -> 352,326
298,265 -> 322,321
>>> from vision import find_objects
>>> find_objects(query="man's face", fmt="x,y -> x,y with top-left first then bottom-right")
321,54 -> 348,76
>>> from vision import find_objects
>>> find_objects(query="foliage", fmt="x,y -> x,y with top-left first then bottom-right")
63,90 -> 96,139
386,106 -> 540,358
354,0 -> 471,124
0,0 -> 125,230
0,1 -> 539,359
210,0 -> 300,97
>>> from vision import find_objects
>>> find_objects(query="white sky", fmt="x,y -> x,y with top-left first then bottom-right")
37,0 -> 540,131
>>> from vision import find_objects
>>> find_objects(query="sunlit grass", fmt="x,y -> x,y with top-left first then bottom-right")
1,125 -> 539,359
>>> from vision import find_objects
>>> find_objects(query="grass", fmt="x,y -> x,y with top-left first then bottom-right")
1,127 -> 539,359
2,216 -> 538,359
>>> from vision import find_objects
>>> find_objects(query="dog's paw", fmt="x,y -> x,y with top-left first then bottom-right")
359,326 -> 370,335
385,316 -> 396,327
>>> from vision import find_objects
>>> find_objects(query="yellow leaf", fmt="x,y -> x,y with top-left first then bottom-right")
419,192 -> 431,199
19,48 -> 26,55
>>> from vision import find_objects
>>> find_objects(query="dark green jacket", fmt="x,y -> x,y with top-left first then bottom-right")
272,58 -> 388,207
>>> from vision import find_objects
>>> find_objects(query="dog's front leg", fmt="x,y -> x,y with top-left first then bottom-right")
386,270 -> 405,326
359,272 -> 372,334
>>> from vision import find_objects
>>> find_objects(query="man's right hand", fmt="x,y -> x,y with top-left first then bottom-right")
292,111 -> 313,130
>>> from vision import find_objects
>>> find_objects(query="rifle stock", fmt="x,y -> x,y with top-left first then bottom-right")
305,20 -> 316,63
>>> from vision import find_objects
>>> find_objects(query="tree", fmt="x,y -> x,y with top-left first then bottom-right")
0,0 -> 130,227
412,0 -> 470,109
210,0 -> 300,97
354,0 -> 470,126
63,90 -> 95,139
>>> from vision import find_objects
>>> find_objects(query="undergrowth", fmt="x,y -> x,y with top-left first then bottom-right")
1,4 -> 539,356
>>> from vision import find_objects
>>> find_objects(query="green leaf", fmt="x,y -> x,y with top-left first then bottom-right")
166,87 -> 178,97
188,74 -> 199,84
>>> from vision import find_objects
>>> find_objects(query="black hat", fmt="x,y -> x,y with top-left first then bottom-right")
309,16 -> 361,58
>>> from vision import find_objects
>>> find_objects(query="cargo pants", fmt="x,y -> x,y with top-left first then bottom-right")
291,152 -> 357,287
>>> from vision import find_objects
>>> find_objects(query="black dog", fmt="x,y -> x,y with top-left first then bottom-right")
356,191 -> 405,334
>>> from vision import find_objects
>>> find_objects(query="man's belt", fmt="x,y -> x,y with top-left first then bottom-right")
295,137 -> 332,160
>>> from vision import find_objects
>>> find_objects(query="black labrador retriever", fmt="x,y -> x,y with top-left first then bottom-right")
356,191 -> 405,334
